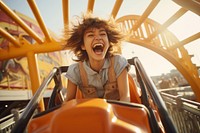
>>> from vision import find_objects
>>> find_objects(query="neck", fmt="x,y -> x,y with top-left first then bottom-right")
88,59 -> 105,72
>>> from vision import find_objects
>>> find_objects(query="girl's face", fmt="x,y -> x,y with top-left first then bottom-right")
82,27 -> 110,62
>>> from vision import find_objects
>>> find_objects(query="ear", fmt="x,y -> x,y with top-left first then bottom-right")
81,45 -> 86,50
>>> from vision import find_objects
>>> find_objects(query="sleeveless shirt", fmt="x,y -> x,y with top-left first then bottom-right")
65,55 -> 129,98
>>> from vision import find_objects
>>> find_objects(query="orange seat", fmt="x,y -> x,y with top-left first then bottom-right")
75,87 -> 83,99
128,74 -> 141,103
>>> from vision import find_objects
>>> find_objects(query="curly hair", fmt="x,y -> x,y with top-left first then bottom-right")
63,13 -> 124,61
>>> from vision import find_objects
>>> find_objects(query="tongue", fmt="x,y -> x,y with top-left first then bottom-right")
93,46 -> 103,55
94,49 -> 103,55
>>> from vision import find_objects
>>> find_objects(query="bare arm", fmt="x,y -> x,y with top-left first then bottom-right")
66,79 -> 77,101
117,69 -> 130,102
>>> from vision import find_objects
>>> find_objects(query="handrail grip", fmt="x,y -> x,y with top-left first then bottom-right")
11,67 -> 59,133
131,57 -> 178,133
0,108 -> 24,123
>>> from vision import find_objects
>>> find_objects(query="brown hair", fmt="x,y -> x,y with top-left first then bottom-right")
63,13 -> 124,61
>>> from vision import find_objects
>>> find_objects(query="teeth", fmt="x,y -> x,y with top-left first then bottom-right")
93,43 -> 103,48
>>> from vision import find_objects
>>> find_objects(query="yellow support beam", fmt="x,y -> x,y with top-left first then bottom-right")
62,0 -> 69,27
162,8 -> 188,28
132,0 -> 160,31
0,1 -> 43,44
0,40 -> 63,60
146,8 -> 187,41
170,32 -> 200,50
27,52 -> 45,111
111,0 -> 123,19
0,27 -> 20,47
87,0 -> 95,13
27,0 -> 52,42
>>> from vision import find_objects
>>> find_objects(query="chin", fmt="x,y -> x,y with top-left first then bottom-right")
93,56 -> 106,61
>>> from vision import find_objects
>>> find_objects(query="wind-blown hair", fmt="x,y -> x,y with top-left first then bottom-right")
63,13 -> 124,61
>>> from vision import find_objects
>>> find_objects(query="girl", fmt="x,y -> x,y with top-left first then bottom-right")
63,13 -> 130,102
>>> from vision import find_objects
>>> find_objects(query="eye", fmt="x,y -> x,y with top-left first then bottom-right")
87,33 -> 94,37
100,32 -> 107,36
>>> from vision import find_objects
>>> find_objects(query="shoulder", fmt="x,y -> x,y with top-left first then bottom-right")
65,62 -> 81,85
112,55 -> 130,77
68,62 -> 79,71
113,54 -> 127,64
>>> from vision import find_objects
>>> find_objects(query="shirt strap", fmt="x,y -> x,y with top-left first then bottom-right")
108,57 -> 116,82
79,61 -> 88,87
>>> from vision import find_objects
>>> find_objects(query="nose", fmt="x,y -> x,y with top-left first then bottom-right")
94,35 -> 102,40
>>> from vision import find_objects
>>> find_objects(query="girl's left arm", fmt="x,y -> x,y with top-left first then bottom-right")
117,68 -> 130,102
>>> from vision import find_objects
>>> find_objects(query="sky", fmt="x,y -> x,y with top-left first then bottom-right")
2,0 -> 200,76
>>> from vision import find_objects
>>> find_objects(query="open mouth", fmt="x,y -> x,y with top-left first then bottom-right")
92,44 -> 104,54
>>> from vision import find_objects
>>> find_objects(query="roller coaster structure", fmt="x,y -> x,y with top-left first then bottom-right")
0,1 -> 200,133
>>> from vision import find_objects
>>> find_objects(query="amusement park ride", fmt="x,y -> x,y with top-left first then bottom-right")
0,0 -> 200,133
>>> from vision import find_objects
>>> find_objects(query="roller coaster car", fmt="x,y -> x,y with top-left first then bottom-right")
11,57 -> 177,133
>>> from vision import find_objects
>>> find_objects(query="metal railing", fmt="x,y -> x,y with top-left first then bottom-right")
160,90 -> 200,133
10,66 -> 67,133
129,57 -> 177,133
0,109 -> 24,133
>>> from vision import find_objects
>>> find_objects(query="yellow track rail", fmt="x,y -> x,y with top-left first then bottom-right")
116,15 -> 200,101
